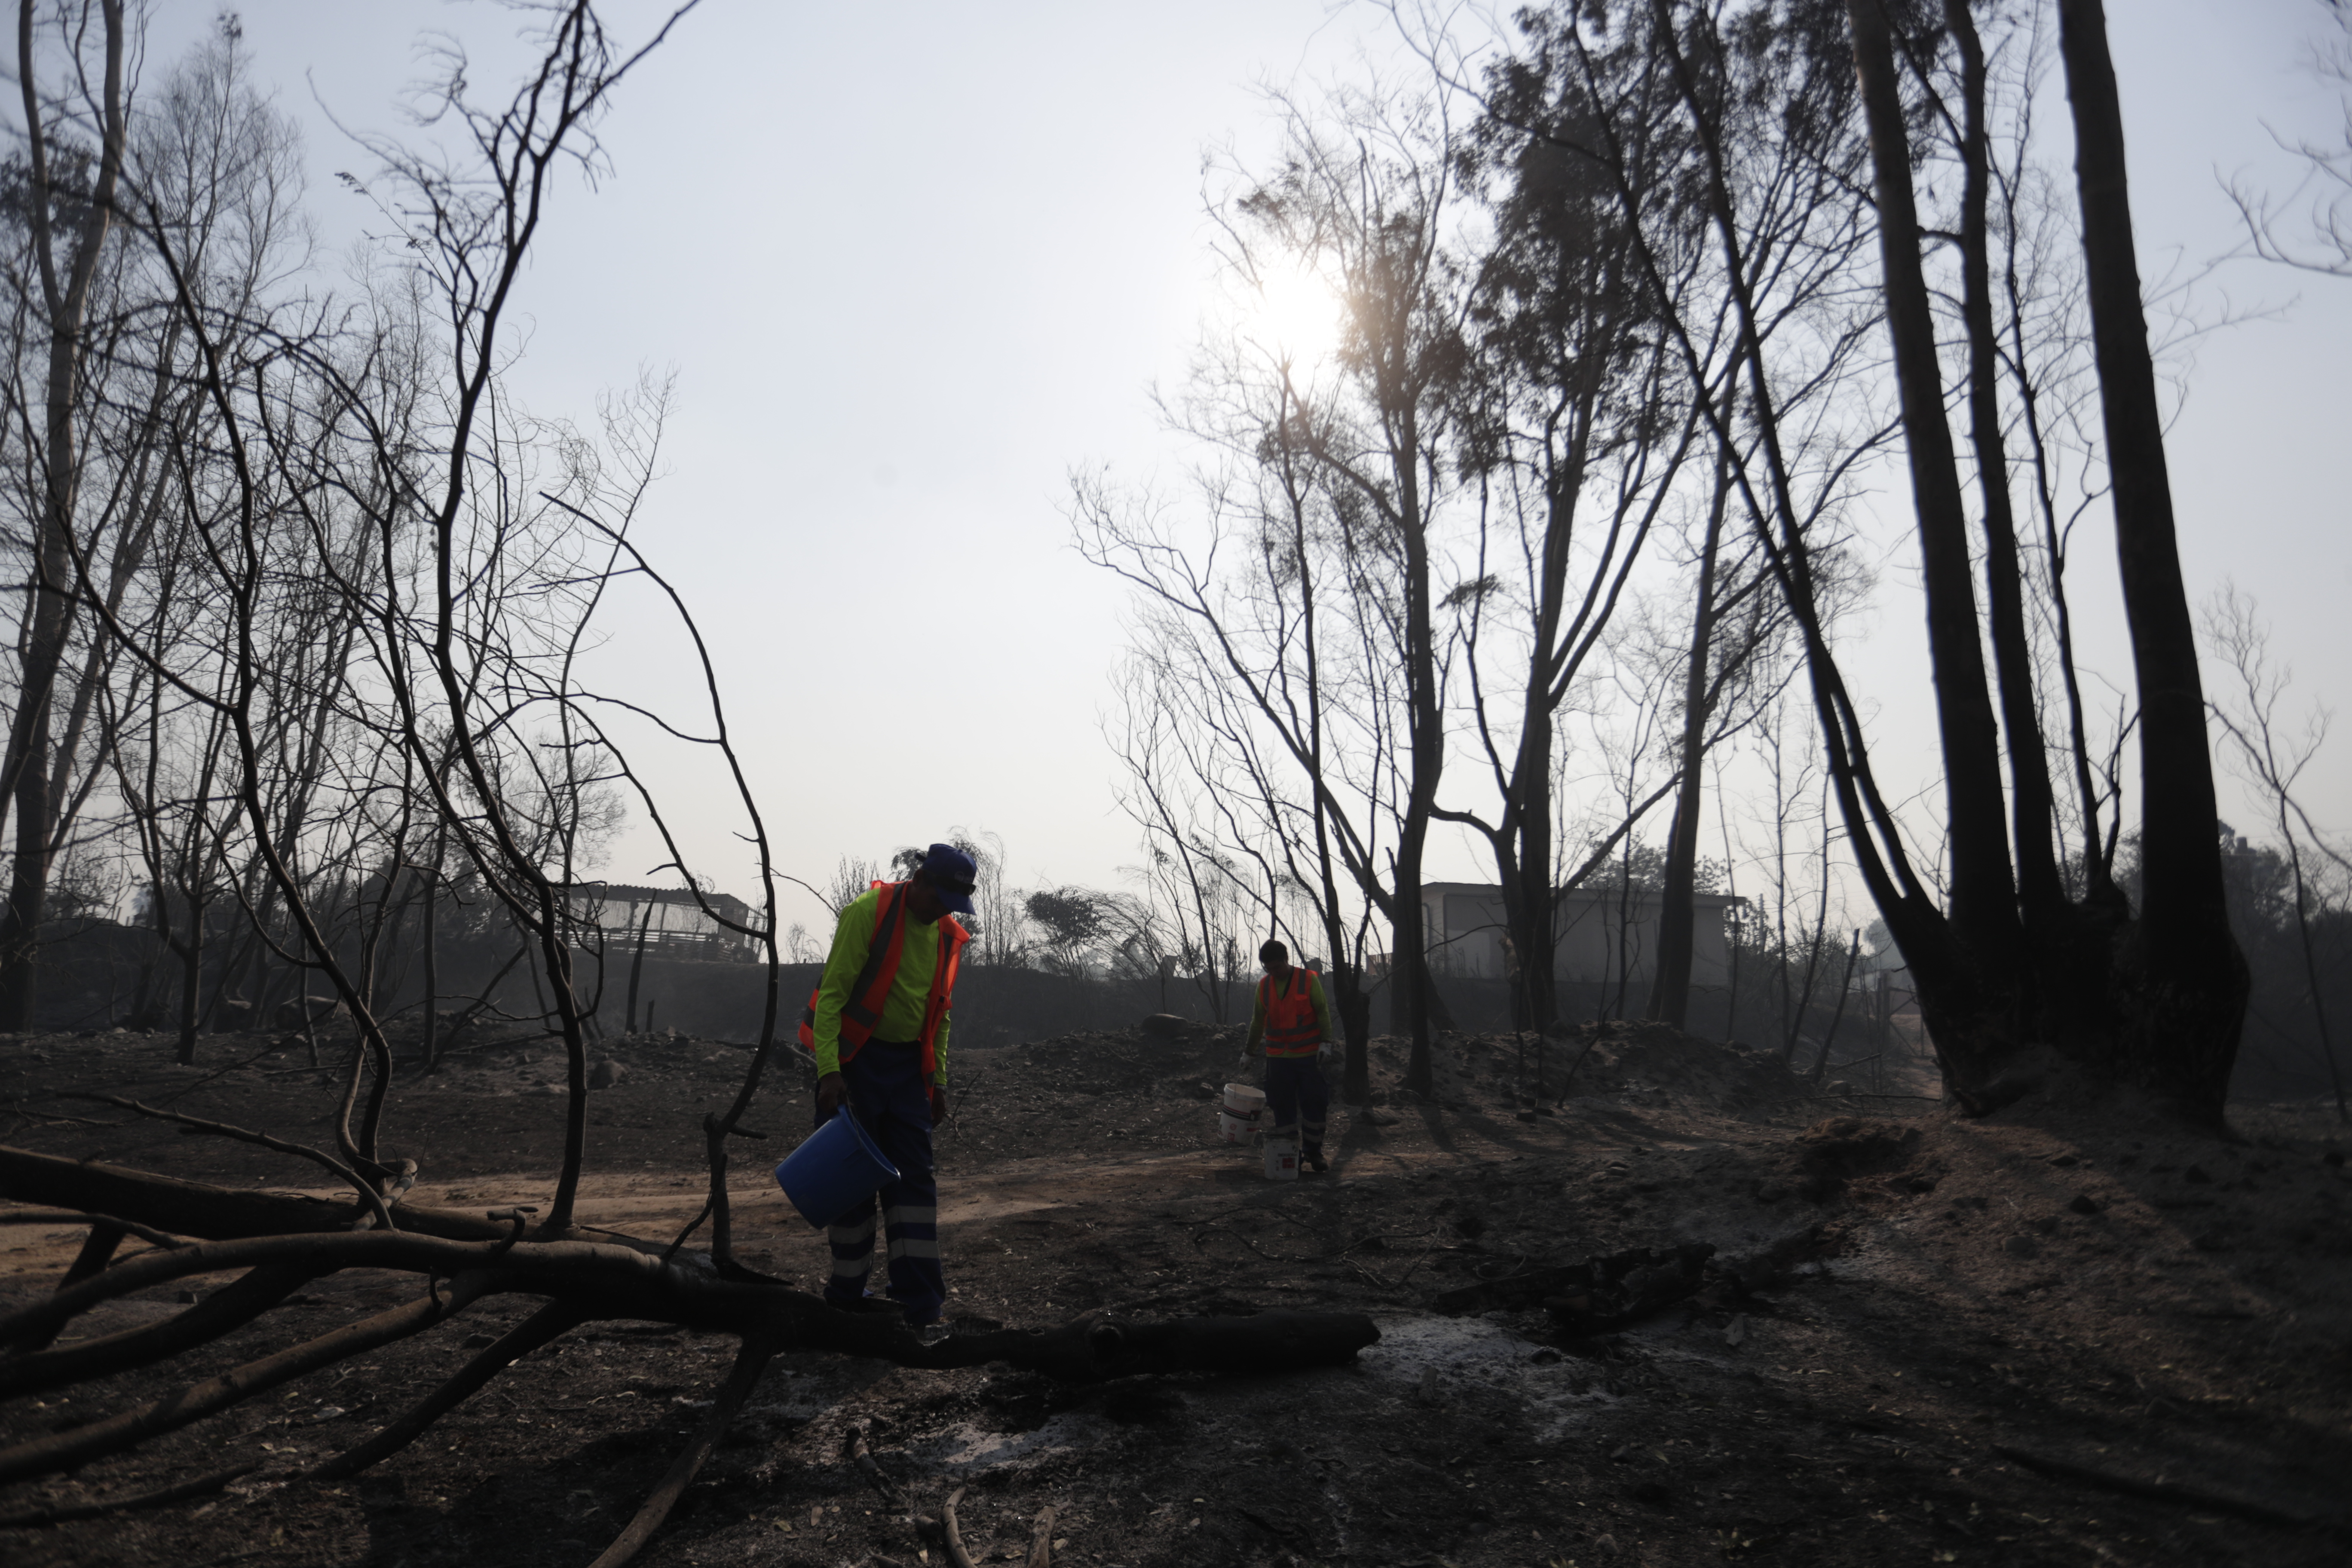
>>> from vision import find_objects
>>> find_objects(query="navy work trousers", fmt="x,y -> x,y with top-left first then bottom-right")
818,1039 -> 943,1324
1263,1054 -> 1329,1157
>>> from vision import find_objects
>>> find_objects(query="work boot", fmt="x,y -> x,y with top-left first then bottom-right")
1302,1149 -> 1329,1174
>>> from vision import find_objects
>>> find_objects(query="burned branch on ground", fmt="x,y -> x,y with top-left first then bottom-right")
0,1142 -> 1376,1560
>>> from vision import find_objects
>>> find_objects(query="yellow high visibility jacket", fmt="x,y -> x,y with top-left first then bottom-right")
808,885 -> 959,1084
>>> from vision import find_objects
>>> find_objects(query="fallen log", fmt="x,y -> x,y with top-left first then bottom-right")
0,1239 -> 1377,1488
0,1144 -> 698,1276
2,1262 -> 315,1397
0,1144 -> 508,1244
0,1218 -> 1377,1395
310,1301 -> 585,1479
0,1275 -> 490,1486
0,1142 -> 1380,1566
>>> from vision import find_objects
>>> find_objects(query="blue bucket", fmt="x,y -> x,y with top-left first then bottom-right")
772,1108 -> 899,1229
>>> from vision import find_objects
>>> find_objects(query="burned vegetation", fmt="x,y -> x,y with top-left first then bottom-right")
5,1019 -> 2349,1568
0,2 -> 2343,1565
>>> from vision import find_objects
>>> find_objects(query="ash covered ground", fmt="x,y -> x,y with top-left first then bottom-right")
2,1017 -> 2348,1567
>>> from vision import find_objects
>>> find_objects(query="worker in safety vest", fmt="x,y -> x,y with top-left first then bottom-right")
1244,938 -> 1334,1173
799,842 -> 974,1326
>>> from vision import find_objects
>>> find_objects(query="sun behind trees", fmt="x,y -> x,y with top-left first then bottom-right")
0,2 -> 2338,1564
1080,0 -> 2267,1126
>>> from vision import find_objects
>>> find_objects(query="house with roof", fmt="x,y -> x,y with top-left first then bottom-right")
561,882 -> 760,962
1418,881 -> 1744,987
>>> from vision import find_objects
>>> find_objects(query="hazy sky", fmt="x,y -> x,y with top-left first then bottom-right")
143,0 -> 2352,934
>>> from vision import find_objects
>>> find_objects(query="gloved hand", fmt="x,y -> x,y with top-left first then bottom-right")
815,1072 -> 845,1119
928,1084 -> 950,1126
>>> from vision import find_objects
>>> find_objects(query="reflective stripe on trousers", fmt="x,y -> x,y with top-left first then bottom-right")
885,1204 -> 940,1262
817,1039 -> 944,1323
827,1212 -> 879,1280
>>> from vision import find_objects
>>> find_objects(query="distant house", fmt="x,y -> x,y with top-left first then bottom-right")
562,883 -> 759,962
1419,882 -> 1744,988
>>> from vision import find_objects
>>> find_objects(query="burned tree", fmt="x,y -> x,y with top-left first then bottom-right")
1798,0 -> 2246,1113
1439,39 -> 1711,1038
0,0 -> 129,1029
1080,83 -> 1479,1100
1441,0 -> 1884,1044
1451,0 -> 2246,1117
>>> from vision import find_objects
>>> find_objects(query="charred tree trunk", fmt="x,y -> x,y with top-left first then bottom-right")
421,847 -> 441,1071
625,899 -> 652,1032
173,920 -> 202,1066
1390,824 -> 1436,1094
1947,0 -> 2064,929
0,0 -> 128,1030
1943,0 -> 2130,1060
1330,961 -> 1372,1101
1390,403 -> 1443,1098
1308,815 -> 1374,1103
1510,701 -> 1562,1035
1847,0 -> 2025,1094
1810,928 -> 1862,1082
1648,459 -> 1730,1029
2055,0 -> 2247,1116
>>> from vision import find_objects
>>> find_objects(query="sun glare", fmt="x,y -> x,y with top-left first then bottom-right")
1249,260 -> 1346,371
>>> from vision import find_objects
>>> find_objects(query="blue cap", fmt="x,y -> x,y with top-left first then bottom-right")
920,842 -> 977,915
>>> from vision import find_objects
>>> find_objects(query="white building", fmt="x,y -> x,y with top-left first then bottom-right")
1420,882 -> 1743,987
561,882 -> 761,962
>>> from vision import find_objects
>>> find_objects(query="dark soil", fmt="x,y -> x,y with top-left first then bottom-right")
2,1018 -> 2348,1567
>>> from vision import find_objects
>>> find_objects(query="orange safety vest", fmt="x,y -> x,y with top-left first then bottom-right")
797,881 -> 969,1080
1260,968 -> 1323,1057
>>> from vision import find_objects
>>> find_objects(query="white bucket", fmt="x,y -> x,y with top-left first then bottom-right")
1263,1134 -> 1300,1181
1219,1083 -> 1266,1145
